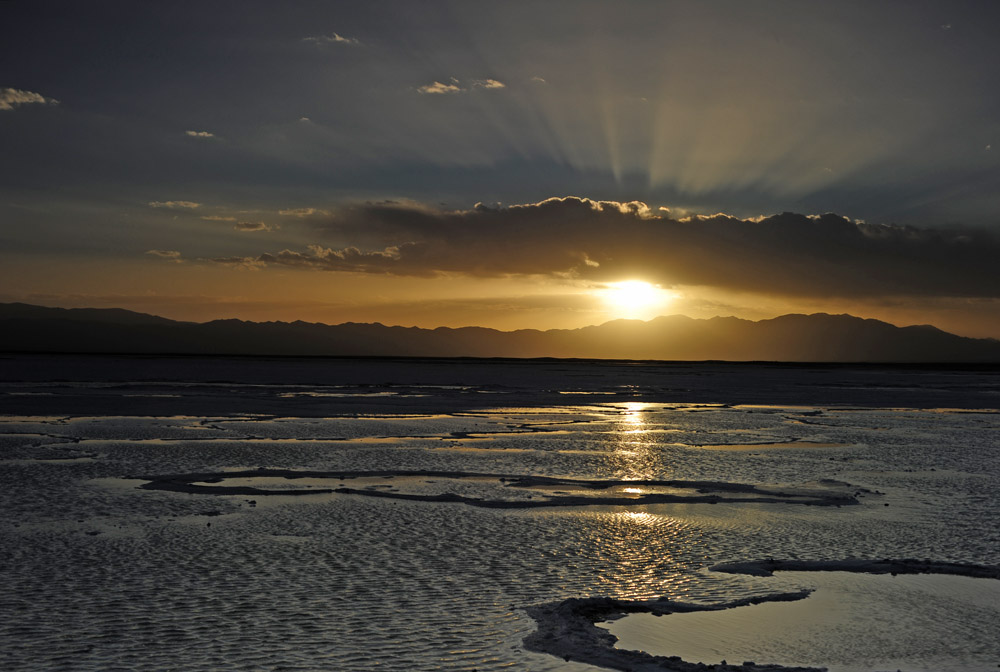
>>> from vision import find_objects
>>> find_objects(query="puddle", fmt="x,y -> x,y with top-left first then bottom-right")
600,572 -> 1000,671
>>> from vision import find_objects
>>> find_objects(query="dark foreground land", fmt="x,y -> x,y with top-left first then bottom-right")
2,354 -> 999,416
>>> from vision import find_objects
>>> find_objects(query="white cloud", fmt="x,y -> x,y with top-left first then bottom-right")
0,87 -> 59,111
148,201 -> 200,209
303,32 -> 361,46
185,130 -> 214,138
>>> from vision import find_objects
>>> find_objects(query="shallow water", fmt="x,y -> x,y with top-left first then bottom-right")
1,357 -> 998,671
602,572 -> 1000,671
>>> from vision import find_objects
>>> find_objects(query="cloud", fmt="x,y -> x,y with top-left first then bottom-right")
418,80 -> 462,95
303,32 -> 360,46
208,196 -> 1000,300
471,79 -> 505,89
278,207 -> 329,217
418,77 -> 506,94
201,215 -> 236,221
145,249 -> 183,263
206,256 -> 268,271
0,87 -> 59,111
185,130 -> 214,138
148,201 -> 200,209
234,221 -> 276,232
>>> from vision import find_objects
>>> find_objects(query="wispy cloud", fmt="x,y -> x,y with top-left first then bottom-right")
145,249 -> 183,263
148,201 -> 200,209
201,215 -> 236,222
418,80 -> 463,95
185,130 -> 214,138
278,207 -> 329,217
418,77 -> 506,94
207,256 -> 267,271
234,221 -> 277,232
472,79 -> 505,90
303,32 -> 361,46
209,197 -> 1000,300
0,87 -> 59,111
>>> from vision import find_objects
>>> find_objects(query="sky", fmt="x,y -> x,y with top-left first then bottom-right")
3,0 -> 1000,337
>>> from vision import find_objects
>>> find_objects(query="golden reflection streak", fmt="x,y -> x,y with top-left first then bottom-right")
609,402 -> 660,480
618,510 -> 657,525
593,510 -> 685,600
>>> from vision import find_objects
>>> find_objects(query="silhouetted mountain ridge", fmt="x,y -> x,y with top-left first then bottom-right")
0,302 -> 181,326
1,303 -> 998,362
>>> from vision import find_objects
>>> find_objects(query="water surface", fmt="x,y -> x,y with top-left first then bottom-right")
1,356 -> 997,670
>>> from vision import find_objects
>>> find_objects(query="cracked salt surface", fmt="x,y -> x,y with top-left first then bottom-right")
2,359 -> 999,671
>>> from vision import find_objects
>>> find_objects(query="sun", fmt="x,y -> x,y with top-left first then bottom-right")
599,280 -> 676,319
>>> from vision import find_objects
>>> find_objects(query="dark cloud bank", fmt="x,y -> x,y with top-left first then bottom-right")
211,197 -> 999,299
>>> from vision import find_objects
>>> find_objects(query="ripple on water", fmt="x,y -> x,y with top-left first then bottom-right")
1,403 -> 998,670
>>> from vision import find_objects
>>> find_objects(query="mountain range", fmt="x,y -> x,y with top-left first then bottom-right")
1,302 -> 999,362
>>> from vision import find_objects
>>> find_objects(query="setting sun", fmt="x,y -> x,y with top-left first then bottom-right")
600,281 -> 675,320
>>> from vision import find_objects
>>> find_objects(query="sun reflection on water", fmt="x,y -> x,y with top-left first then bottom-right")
618,510 -> 657,525
620,401 -> 649,427
590,510 -> 691,600
608,402 -> 662,480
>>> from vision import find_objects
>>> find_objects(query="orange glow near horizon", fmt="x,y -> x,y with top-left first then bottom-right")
4,257 -> 1000,339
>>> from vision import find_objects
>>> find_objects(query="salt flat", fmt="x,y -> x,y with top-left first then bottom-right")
1,355 -> 998,671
